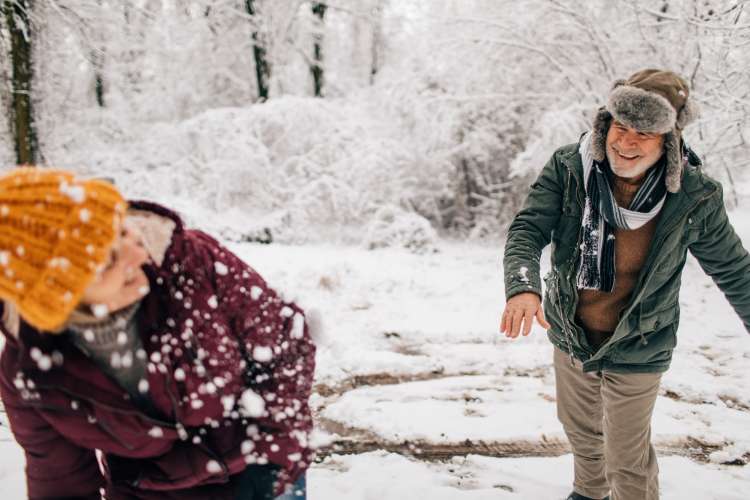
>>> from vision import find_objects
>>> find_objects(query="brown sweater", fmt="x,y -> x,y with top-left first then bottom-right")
576,174 -> 660,351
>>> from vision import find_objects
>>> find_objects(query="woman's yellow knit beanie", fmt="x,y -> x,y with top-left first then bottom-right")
0,167 -> 126,332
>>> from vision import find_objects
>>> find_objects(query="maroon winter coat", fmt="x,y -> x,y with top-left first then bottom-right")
0,202 -> 316,499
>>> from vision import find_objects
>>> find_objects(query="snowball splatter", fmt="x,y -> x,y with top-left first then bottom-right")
240,389 -> 266,417
207,295 -> 218,309
519,266 -> 529,283
221,395 -> 236,413
214,261 -> 229,276
291,313 -> 305,340
59,181 -> 85,203
206,460 -> 222,474
148,427 -> 164,438
280,306 -> 294,318
250,286 -> 263,300
138,379 -> 149,393
252,346 -> 273,362
91,304 -> 109,319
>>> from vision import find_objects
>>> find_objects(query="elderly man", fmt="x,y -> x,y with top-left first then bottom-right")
501,69 -> 750,500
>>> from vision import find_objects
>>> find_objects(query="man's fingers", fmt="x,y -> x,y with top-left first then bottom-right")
510,309 -> 523,338
500,309 -> 509,334
522,309 -> 533,336
536,307 -> 551,329
504,310 -> 515,337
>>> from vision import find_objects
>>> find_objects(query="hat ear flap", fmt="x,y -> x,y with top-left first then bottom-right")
664,130 -> 683,193
676,99 -> 699,130
590,107 -> 611,163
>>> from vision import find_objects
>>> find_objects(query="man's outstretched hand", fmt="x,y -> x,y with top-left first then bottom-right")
500,292 -> 551,338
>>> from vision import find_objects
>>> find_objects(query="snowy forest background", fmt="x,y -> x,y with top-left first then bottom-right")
3,1 -> 750,499
3,0 -> 749,248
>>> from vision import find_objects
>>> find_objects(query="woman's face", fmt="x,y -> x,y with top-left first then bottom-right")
80,218 -> 150,315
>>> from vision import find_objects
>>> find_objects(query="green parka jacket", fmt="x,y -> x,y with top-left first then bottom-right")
503,141 -> 750,373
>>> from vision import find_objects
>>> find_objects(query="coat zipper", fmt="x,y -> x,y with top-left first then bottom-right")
557,161 -> 587,364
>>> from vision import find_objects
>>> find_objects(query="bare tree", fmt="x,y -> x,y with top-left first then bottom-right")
92,0 -> 105,107
3,0 -> 37,165
310,1 -> 326,97
369,0 -> 384,85
245,0 -> 270,100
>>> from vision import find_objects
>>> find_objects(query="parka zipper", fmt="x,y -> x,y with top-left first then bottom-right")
557,160 -> 587,364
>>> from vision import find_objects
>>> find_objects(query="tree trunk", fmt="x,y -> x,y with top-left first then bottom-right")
245,0 -> 270,101
94,67 -> 105,107
4,0 -> 37,165
93,47 -> 105,107
369,2 -> 383,85
93,0 -> 105,107
310,2 -> 326,97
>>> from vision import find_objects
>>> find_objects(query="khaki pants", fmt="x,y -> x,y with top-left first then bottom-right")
553,348 -> 662,500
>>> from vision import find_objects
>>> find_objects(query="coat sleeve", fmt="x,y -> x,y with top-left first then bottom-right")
0,366 -> 104,499
183,231 -> 316,486
689,185 -> 750,333
503,149 -> 566,300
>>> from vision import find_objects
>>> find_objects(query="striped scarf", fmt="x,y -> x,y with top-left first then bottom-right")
576,132 -> 667,292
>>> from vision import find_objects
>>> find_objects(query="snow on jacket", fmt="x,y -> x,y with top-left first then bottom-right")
0,201 -> 316,499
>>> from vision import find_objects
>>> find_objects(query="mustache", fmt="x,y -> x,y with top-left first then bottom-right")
610,145 -> 640,157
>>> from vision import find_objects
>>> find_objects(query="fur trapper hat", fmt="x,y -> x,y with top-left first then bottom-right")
590,69 -> 699,192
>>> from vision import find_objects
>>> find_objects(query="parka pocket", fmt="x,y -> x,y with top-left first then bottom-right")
612,303 -> 680,365
638,303 -> 680,335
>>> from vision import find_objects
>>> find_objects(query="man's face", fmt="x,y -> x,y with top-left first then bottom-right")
605,121 -> 665,180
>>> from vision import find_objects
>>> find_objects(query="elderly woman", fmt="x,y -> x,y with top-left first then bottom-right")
0,168 -> 315,499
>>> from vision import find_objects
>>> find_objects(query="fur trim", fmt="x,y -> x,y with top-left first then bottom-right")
127,209 -> 176,267
590,107 -> 611,162
664,130 -> 682,193
676,98 -> 699,130
608,86 -> 676,134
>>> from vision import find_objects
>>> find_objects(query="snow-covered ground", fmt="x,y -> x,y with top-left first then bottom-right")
1,210 -> 749,499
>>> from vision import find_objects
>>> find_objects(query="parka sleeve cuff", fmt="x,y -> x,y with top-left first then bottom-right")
504,265 -> 542,301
